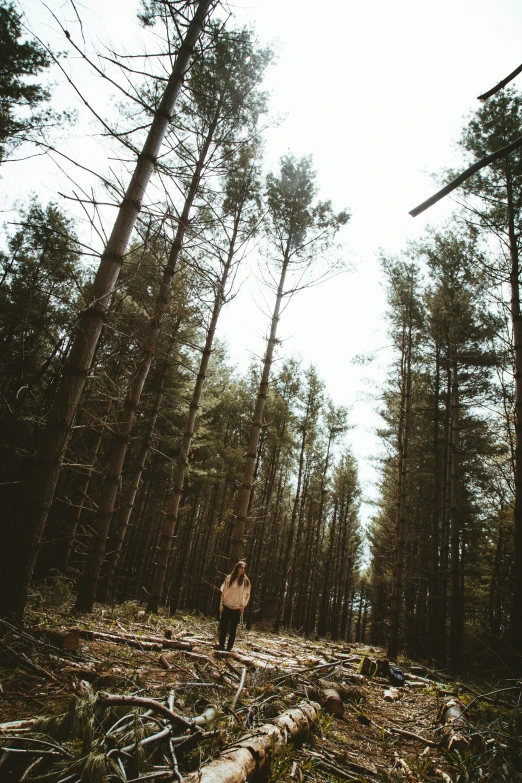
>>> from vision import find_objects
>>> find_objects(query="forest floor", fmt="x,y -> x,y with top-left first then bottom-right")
0,595 -> 520,782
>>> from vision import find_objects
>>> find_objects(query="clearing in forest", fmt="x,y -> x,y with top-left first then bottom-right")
0,605 -> 519,782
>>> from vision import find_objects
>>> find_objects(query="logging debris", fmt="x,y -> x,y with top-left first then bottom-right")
1,607 -> 521,782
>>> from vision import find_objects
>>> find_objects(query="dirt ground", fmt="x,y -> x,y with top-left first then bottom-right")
0,600 -> 520,782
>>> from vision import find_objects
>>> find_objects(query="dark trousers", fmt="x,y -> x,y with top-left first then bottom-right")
219,605 -> 241,650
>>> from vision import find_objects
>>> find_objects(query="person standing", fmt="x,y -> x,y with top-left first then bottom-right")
218,561 -> 251,651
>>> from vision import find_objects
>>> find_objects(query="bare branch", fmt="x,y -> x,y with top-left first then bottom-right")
409,134 -> 522,217
478,63 -> 522,101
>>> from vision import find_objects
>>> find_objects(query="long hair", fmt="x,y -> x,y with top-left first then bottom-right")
228,561 -> 249,587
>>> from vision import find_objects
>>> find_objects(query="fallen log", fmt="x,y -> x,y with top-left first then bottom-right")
193,706 -> 218,726
186,701 -> 320,783
216,651 -> 260,667
309,680 -> 344,716
407,672 -> 445,687
184,637 -> 214,647
317,679 -> 364,703
440,698 -> 472,754
321,687 -> 344,717
0,719 -> 38,734
42,629 -> 80,653
75,629 -> 192,651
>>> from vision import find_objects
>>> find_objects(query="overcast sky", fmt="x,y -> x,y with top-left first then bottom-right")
6,0 -> 522,523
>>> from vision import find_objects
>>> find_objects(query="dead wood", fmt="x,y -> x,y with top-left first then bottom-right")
162,640 -> 194,651
434,768 -> 454,783
223,658 -> 241,680
76,628 -> 193,651
309,680 -> 344,716
320,687 -> 344,717
326,749 -> 379,779
42,629 -> 80,652
394,752 -> 415,779
343,673 -> 366,684
317,679 -> 364,703
18,652 -> 58,681
0,719 -> 37,734
216,650 -> 258,667
192,706 -> 217,726
159,654 -> 172,670
387,725 -> 437,746
459,684 -> 521,712
383,688 -> 400,702
185,701 -> 319,783
182,650 -> 215,663
409,134 -> 522,217
231,666 -> 246,711
440,698 -> 473,754
301,750 -> 359,780
184,637 -> 214,647
407,672 -> 444,685
351,708 -> 437,747
478,63 -> 522,100
97,693 -> 196,732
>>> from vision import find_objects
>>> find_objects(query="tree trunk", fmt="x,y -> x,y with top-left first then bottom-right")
63,428 -> 104,571
96,345 -> 174,603
317,499 -> 338,636
75,118 -> 218,612
304,428 -> 334,633
282,464 -> 310,627
428,342 -> 443,661
438,373 -> 452,665
147,219 -> 240,612
388,311 -> 413,660
507,169 -> 522,669
0,0 -> 214,619
449,355 -> 463,670
229,250 -> 290,567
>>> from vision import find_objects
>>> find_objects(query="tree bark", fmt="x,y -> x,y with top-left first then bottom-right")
63,428 -> 104,571
147,217 -> 240,612
229,250 -> 290,567
507,168 -> 522,670
272,417 -> 308,632
428,342 -> 443,660
0,0 -> 214,619
388,308 -> 413,660
449,355 -> 463,671
96,344 -> 174,603
185,701 -> 319,783
75,117 -> 218,612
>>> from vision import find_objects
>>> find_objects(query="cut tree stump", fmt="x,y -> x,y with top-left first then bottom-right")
321,687 -> 344,717
186,701 -> 319,783
43,629 -> 80,652
317,679 -> 364,703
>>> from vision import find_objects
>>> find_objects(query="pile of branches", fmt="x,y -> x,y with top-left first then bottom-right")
0,684 -> 222,782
